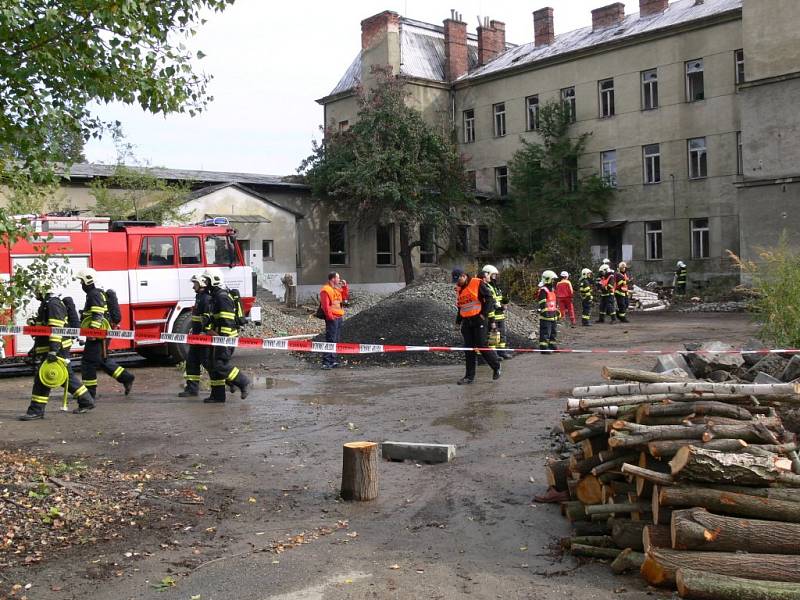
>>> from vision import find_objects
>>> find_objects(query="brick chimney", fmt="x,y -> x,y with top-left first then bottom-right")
639,0 -> 668,18
477,19 -> 505,65
361,11 -> 400,51
443,15 -> 468,81
592,3 -> 625,31
533,7 -> 555,47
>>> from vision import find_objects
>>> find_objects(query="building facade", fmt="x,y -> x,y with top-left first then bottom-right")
321,0 -> 800,288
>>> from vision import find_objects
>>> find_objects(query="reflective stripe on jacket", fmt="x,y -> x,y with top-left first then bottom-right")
578,277 -> 594,301
615,272 -> 629,296
538,286 -> 558,321
456,277 -> 482,318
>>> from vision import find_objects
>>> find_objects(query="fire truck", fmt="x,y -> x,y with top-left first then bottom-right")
0,215 -> 257,362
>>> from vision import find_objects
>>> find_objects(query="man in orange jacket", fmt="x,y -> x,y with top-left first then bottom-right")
555,271 -> 576,327
452,267 -> 501,385
320,271 -> 349,369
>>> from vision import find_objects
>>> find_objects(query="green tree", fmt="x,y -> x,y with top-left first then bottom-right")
505,100 -> 614,255
0,0 -> 231,314
298,68 -> 474,284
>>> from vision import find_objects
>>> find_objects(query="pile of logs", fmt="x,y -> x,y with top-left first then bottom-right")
631,285 -> 669,312
547,366 -> 800,599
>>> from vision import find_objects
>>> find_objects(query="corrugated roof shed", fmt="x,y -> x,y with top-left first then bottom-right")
464,0 -> 742,80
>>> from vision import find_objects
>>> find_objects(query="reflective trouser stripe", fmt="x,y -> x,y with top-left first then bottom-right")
185,374 -> 201,381
219,328 -> 238,336
83,379 -> 98,386
32,395 -> 49,405
73,385 -> 89,398
112,366 -> 124,379
226,367 -> 240,382
210,379 -> 226,386
582,314 -> 591,321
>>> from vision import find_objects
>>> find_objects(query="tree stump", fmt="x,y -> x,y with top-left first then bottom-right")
341,441 -> 379,501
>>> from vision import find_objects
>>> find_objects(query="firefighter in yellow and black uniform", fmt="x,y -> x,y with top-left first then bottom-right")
19,286 -> 95,420
203,268 -> 251,403
76,268 -> 135,399
179,273 -> 212,397
483,264 -> 512,359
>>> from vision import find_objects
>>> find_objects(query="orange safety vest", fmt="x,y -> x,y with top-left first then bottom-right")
615,272 -> 629,295
456,277 -> 482,318
544,288 -> 557,312
320,284 -> 344,317
600,275 -> 613,295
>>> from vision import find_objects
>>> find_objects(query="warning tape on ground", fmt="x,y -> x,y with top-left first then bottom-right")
0,324 -> 796,356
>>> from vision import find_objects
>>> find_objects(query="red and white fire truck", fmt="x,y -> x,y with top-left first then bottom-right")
0,215 -> 256,361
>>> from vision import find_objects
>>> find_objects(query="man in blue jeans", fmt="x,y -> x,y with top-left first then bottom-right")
320,271 -> 349,369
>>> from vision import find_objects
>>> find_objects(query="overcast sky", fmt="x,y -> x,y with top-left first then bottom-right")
84,0 -> 614,175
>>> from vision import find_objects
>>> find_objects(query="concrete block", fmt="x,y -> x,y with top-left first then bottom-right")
684,341 -> 744,377
381,441 -> 456,464
653,353 -> 693,376
781,354 -> 800,382
754,371 -> 782,384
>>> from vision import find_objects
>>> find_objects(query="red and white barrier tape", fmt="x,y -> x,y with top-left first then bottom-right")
0,324 -> 795,357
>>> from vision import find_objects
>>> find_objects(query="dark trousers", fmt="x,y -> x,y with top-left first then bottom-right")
676,283 -> 686,295
539,319 -> 558,352
323,317 -> 342,367
597,295 -> 616,322
495,318 -> 510,357
206,346 -> 248,402
581,298 -> 592,323
461,318 -> 499,379
184,345 -> 209,392
30,349 -> 92,411
615,294 -> 630,321
82,339 -> 134,398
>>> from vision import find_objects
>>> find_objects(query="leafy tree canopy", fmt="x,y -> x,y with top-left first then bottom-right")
504,100 -> 613,255
299,67 -> 474,283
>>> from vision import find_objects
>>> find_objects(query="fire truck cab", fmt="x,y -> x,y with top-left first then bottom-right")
0,216 -> 256,362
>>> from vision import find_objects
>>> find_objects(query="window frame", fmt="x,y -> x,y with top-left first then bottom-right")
328,221 -> 349,266
643,143 -> 661,185
525,94 -> 540,131
561,86 -> 576,123
178,235 -> 202,266
641,68 -> 659,110
599,78 -> 615,118
645,221 -> 663,261
463,108 -> 475,143
688,136 -> 708,180
376,223 -> 395,266
419,224 -> 438,265
736,131 -> 743,176
735,49 -> 745,85
262,239 -> 274,261
478,225 -> 490,254
494,166 -> 509,197
601,149 -> 618,188
691,218 -> 710,259
686,58 -> 705,102
139,235 -> 176,268
493,102 -> 507,137
455,224 -> 470,254
204,234 -> 239,267
338,120 -> 349,133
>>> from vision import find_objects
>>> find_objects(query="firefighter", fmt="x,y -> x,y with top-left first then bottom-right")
578,268 -> 594,326
596,264 -> 617,324
76,268 -> 135,399
675,260 -> 688,296
178,274 -> 212,397
614,261 -> 632,323
19,284 -> 95,420
538,270 -> 559,354
203,268 -> 251,403
555,271 -> 576,327
452,267 -> 501,384
483,264 -> 511,359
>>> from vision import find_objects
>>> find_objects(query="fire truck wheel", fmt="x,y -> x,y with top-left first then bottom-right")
168,311 -> 194,364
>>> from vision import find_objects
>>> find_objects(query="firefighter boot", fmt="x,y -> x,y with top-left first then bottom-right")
116,370 -> 135,396
19,404 -> 45,421
178,381 -> 199,398
204,380 -> 226,403
73,392 -> 95,414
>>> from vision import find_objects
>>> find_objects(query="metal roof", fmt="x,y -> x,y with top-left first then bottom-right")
206,214 -> 271,224
61,163 -> 310,190
185,182 -> 305,219
463,0 -> 742,81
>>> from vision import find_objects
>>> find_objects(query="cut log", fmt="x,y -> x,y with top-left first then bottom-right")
581,434 -> 609,458
601,366 -> 689,383
648,438 -> 747,459
573,381 -> 799,399
657,485 -> 800,522
560,414 -> 592,434
573,520 -> 611,536
545,458 -> 570,492
676,567 -> 800,600
609,421 -> 780,449
641,547 -> 800,587
585,502 -> 650,517
621,463 -> 675,492
644,401 -> 753,420
670,446 -> 800,486
638,415 -> 694,427
569,424 -> 606,443
670,507 -> 800,554
568,535 -> 615,548
340,441 -> 379,501
569,544 -> 621,560
610,518 -> 646,551
643,524 -> 672,552
562,500 -> 588,522
576,475 -> 603,505
591,453 -> 639,477
697,484 -> 800,502
569,454 -> 603,477
567,478 -> 578,499
610,548 -> 645,574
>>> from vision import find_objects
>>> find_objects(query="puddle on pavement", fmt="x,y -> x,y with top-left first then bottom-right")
253,375 -> 292,390
433,401 -> 510,434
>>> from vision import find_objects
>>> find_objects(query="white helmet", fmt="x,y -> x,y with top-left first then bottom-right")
618,261 -> 627,270
542,269 -> 557,283
581,268 -> 592,277
599,264 -> 611,273
203,268 -> 224,288
190,273 -> 206,286
560,271 -> 569,278
602,258 -> 611,265
677,260 -> 686,268
75,267 -> 98,286
481,264 -> 499,276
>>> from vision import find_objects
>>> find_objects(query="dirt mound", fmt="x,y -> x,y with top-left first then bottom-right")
310,280 -> 538,366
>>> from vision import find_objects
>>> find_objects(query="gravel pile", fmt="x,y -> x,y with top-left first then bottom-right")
308,278 -> 539,366
678,301 -> 749,313
241,300 -> 323,338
